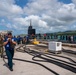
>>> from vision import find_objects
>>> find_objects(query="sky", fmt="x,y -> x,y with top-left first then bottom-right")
0,0 -> 76,35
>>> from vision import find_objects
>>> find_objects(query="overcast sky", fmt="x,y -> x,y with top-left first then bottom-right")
0,0 -> 76,35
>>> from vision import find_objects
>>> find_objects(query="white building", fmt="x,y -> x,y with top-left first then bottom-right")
0,30 -> 12,36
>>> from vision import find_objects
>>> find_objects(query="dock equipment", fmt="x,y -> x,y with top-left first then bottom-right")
32,38 -> 39,45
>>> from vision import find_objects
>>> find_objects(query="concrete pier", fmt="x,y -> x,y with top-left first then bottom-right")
0,44 -> 76,75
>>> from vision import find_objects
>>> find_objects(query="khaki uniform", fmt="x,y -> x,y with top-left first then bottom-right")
0,37 -> 4,58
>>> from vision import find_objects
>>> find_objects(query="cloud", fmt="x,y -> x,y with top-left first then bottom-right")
1,19 -> 5,23
6,23 -> 12,28
58,3 -> 76,22
0,0 -> 23,18
23,0 -> 61,15
0,0 -> 76,34
11,15 -> 49,32
23,0 -> 76,32
72,0 -> 76,6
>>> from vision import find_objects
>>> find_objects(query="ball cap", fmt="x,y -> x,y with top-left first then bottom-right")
8,32 -> 12,35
